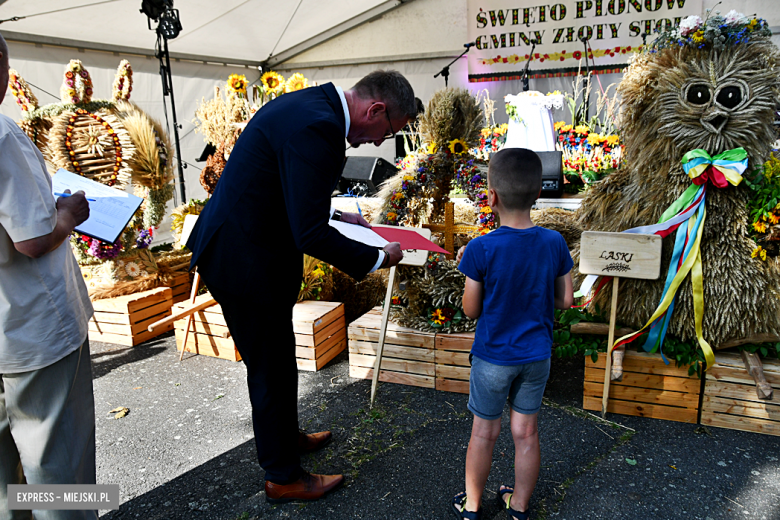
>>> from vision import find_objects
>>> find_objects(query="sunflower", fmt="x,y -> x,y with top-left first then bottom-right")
753,220 -> 768,233
284,73 -> 308,93
426,142 -> 439,154
606,134 -> 620,146
448,139 -> 468,155
260,71 -> 285,94
227,74 -> 248,95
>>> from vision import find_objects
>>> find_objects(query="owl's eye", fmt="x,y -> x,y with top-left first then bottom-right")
687,85 -> 711,105
716,86 -> 743,109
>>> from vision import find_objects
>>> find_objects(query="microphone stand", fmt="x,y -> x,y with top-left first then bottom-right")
435,44 -> 473,87
580,37 -> 591,122
521,39 -> 538,92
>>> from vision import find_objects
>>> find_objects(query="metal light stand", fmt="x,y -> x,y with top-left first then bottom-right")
521,39 -> 538,92
155,31 -> 187,204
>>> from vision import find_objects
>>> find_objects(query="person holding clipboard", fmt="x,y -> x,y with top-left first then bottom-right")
0,33 -> 98,519
188,70 -> 415,503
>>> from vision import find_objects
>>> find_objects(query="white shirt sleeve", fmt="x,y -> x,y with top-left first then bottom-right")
369,250 -> 385,273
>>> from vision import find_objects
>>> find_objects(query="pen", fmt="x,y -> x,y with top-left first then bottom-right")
356,200 -> 363,218
55,192 -> 96,202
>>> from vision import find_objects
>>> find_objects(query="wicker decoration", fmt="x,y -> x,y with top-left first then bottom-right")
112,60 -> 133,101
60,60 -> 93,105
574,19 -> 780,347
47,108 -> 134,189
8,59 -> 177,298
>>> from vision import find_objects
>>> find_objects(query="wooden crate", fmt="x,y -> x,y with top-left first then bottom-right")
583,350 -> 701,423
348,307 -> 436,389
701,352 -> 780,436
435,331 -> 473,394
292,301 -> 347,371
90,287 -> 173,346
167,271 -> 192,304
175,296 -> 346,370
174,294 -> 240,362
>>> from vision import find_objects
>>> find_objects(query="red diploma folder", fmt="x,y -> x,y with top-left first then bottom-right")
371,226 -> 450,255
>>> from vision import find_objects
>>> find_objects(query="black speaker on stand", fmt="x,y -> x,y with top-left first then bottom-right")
537,151 -> 564,198
338,157 -> 398,196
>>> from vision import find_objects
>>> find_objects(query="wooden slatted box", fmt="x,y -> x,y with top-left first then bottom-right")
293,301 -> 347,371
174,294 -> 240,362
583,350 -> 701,423
175,296 -> 347,370
701,352 -> 780,436
348,307 -> 436,389
90,287 -> 173,346
435,332 -> 473,394
168,271 -> 192,304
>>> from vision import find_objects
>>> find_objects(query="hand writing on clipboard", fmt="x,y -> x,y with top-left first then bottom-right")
54,190 -> 91,228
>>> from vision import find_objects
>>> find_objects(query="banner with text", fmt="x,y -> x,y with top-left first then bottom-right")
467,0 -> 702,82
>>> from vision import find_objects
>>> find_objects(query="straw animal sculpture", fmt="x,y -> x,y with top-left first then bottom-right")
573,38 -> 780,347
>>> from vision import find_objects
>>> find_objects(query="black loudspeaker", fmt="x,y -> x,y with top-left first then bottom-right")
537,151 -> 564,198
338,156 -> 398,196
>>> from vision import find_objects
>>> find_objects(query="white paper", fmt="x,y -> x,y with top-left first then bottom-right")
51,168 -> 143,244
328,220 -> 388,248
179,214 -> 199,249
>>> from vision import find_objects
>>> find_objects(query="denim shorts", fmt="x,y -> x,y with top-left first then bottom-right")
468,356 -> 551,420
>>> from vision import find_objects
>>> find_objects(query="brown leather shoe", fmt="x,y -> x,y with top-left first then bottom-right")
265,472 -> 344,504
297,430 -> 332,453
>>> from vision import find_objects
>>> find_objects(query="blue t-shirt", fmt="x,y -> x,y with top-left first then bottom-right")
458,226 -> 573,366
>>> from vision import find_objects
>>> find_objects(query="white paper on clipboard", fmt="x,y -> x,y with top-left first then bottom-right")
51,168 -> 143,243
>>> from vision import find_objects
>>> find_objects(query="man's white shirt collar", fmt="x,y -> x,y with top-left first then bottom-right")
335,86 -> 350,138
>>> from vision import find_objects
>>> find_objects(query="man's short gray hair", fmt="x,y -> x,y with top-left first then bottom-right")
352,70 -> 416,120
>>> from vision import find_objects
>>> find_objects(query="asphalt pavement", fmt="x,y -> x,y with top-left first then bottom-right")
88,333 -> 780,520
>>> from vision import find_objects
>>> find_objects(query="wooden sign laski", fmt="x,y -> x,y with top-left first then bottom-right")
578,231 -> 662,418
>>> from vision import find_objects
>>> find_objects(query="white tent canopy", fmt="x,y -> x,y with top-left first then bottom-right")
0,0 -> 778,243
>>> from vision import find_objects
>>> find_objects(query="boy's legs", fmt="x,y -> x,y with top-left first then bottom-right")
502,357 -> 550,514
464,415 -> 501,513
506,410 -> 539,512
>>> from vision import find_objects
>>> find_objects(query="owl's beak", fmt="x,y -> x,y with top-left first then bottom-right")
701,109 -> 729,134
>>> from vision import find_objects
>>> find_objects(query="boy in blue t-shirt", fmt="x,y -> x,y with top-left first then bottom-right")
451,148 -> 574,520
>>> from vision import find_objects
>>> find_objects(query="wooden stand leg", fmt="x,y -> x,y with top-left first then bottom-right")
179,269 -> 201,363
370,266 -> 397,408
602,277 -> 620,418
741,350 -> 774,400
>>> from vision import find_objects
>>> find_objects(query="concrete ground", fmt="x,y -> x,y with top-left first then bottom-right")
89,332 -> 780,520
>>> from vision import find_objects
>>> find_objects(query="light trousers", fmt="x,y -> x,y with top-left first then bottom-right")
0,340 -> 97,520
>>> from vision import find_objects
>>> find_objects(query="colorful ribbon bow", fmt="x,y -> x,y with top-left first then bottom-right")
576,147 -> 750,371
681,148 -> 748,188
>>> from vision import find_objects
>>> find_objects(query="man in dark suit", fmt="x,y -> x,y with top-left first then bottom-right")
187,70 -> 416,503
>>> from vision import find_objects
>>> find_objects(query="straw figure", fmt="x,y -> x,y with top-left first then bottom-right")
374,88 -> 485,332
573,14 -> 780,352
9,59 -> 178,297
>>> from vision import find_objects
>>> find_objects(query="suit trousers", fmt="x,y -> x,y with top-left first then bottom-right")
0,340 -> 97,520
207,285 -> 303,485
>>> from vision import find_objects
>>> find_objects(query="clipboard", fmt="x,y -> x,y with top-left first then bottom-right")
51,169 -> 144,244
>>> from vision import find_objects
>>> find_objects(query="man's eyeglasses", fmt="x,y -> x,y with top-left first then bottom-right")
383,108 -> 395,141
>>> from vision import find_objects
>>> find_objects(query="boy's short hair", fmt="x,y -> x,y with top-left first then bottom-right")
488,148 -> 543,210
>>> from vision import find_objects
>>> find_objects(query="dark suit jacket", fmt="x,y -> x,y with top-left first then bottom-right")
187,83 -> 379,301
